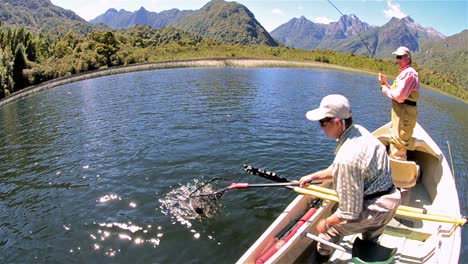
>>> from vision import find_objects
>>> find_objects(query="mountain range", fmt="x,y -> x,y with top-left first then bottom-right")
271,15 -> 445,58
91,0 -> 278,46
0,0 -> 466,85
90,0 -> 456,58
87,0 -> 451,58
90,7 -> 193,29
1,0 -> 455,57
270,15 -> 372,50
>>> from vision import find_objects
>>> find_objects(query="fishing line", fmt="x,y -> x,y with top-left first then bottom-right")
327,0 -> 381,71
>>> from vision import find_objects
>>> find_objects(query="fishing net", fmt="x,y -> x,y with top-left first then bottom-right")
188,177 -> 232,215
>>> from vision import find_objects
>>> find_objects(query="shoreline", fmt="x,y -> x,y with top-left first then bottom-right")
0,58 -> 462,107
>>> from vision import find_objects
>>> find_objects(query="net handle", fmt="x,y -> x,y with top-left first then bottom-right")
243,165 -> 290,182
191,181 -> 323,198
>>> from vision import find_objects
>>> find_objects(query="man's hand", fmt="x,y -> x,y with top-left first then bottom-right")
378,73 -> 387,85
299,166 -> 333,187
316,219 -> 328,233
299,174 -> 315,187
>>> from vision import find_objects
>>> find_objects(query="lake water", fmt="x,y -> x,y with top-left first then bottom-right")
0,67 -> 466,263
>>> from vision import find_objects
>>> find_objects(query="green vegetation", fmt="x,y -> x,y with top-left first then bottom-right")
0,0 -> 106,37
0,24 -> 466,102
175,0 -> 278,46
414,30 -> 468,99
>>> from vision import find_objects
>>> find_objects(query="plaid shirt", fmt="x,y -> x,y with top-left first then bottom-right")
332,124 -> 393,220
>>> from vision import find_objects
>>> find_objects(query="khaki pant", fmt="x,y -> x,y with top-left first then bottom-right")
389,92 -> 419,159
317,190 -> 401,256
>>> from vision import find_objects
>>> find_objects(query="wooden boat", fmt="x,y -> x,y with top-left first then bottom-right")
237,122 -> 464,263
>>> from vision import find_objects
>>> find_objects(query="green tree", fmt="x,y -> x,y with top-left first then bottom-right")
0,50 -> 4,99
54,39 -> 72,59
1,46 -> 14,96
25,39 -> 37,62
91,31 -> 120,67
12,43 -> 29,92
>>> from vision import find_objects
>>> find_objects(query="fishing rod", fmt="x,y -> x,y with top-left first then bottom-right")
327,0 -> 382,72
447,140 -> 456,180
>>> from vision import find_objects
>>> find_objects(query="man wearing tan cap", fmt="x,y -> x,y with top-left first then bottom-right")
299,94 -> 400,263
378,46 -> 420,160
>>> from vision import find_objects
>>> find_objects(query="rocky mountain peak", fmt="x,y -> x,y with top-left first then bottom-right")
104,8 -> 118,15
401,16 -> 414,23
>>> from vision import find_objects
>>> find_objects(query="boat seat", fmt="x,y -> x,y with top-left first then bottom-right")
389,158 -> 420,188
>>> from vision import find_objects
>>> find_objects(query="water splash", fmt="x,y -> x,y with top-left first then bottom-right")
159,179 -> 223,219
159,179 -> 224,240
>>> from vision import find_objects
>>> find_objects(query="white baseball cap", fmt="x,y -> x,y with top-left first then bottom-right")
392,46 -> 411,57
306,94 -> 352,121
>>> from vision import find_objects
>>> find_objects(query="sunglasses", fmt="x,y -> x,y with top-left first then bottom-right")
396,55 -> 407,60
319,117 -> 334,127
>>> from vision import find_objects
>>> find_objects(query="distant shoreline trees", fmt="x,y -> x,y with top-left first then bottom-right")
0,25 -> 466,102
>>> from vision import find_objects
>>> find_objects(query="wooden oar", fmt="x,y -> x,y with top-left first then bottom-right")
302,184 -> 463,216
292,186 -> 467,226
243,165 -> 465,223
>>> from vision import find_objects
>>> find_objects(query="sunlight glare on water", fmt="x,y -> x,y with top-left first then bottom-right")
85,194 -> 164,257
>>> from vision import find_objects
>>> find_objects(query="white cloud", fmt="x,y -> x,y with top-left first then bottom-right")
272,8 -> 284,15
314,16 -> 334,24
384,0 -> 407,19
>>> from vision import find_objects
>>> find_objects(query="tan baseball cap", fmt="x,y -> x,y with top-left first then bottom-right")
306,94 -> 352,121
392,46 -> 411,57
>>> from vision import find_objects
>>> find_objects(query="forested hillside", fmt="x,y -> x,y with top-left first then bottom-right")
0,0 -> 106,36
414,30 -> 468,97
175,0 -> 278,46
1,24 -> 465,101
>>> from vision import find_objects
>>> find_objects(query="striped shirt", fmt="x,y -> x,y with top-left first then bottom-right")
332,124 -> 393,220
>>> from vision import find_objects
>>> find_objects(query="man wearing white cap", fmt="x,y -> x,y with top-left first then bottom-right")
299,94 -> 400,263
378,46 -> 420,160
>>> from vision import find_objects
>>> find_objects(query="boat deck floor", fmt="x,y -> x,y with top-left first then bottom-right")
324,184 -> 440,263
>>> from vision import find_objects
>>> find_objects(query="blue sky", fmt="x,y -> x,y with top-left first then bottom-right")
50,0 -> 467,37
